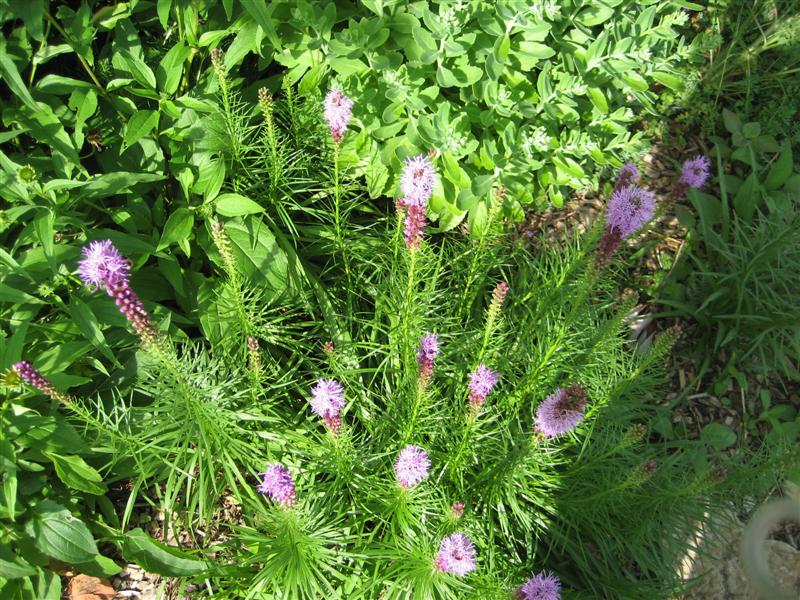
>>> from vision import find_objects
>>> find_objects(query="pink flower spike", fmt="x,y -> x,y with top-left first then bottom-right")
323,88 -> 353,144
516,571 -> 561,600
394,445 -> 430,489
257,463 -> 296,507
434,532 -> 477,577
535,383 -> 588,438
679,155 -> 711,189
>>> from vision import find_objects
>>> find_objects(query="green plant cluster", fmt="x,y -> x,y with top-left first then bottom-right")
260,0 -> 701,226
0,1 -> 791,599
686,0 -> 800,140
662,109 -> 800,390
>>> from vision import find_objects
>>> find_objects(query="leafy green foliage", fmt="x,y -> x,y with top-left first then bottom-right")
661,110 -> 800,384
0,2 -> 789,599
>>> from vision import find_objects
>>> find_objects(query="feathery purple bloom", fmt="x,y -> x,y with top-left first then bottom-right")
606,185 -> 656,239
434,532 -> 477,576
394,445 -> 430,489
400,155 -> 436,206
78,240 -> 130,289
468,364 -> 499,410
78,240 -> 157,345
309,378 -> 345,419
417,333 -> 440,381
516,571 -> 561,600
615,162 -> 639,191
535,384 -> 588,438
309,378 -> 346,433
323,88 -> 353,144
257,463 -> 296,507
679,155 -> 711,189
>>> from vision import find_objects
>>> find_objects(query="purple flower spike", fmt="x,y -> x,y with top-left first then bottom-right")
468,364 -> 499,411
309,379 -> 345,420
257,463 -> 296,507
310,379 -> 346,434
323,88 -> 353,144
13,361 -> 67,402
516,571 -> 561,600
434,532 -> 477,577
606,185 -> 656,239
679,155 -> 711,190
401,199 -> 427,251
417,333 -> 440,381
394,445 -> 430,489
535,383 -> 588,438
78,240 -> 157,345
400,155 -> 437,206
78,240 -> 130,289
615,162 -> 639,191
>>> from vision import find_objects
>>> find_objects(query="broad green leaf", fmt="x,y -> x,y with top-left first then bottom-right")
45,453 -> 107,495
0,284 -> 43,305
123,110 -> 159,150
0,439 -> 17,522
9,0 -> 45,40
587,87 -> 608,113
329,56 -> 368,76
68,296 -> 116,363
240,0 -> 281,49
122,528 -> 208,576
442,153 -> 470,188
157,42 -> 190,95
700,423 -> 737,450
35,75 -> 94,95
25,500 -> 98,564
73,554 -> 123,578
0,545 -> 35,579
0,52 -> 40,113
4,107 -> 80,168
158,208 -> 194,251
576,5 -> 615,26
764,146 -> 793,191
733,172 -> 759,221
224,217 -> 288,290
722,109 -> 742,135
215,193 -> 264,217
77,172 -> 165,201
114,50 -> 157,89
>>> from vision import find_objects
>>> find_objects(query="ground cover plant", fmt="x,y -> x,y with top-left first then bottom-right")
0,1 -> 794,599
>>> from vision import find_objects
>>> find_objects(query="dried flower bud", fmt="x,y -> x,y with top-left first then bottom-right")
450,501 -> 465,520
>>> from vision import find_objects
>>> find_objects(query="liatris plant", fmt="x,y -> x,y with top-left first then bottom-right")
597,183 -> 657,263
323,88 -> 353,144
12,360 -> 69,403
394,444 -> 431,489
677,154 -> 711,195
467,364 -> 499,413
434,532 -> 477,576
535,383 -> 589,438
398,154 -> 437,250
257,463 -> 296,507
516,571 -> 561,600
416,333 -> 439,383
11,92 -> 784,600
309,378 -> 346,434
78,240 -> 158,346
615,161 -> 639,191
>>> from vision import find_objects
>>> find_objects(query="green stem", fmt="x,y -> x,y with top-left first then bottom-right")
332,144 -> 353,315
403,378 -> 427,444
44,12 -> 114,108
401,249 -> 418,367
